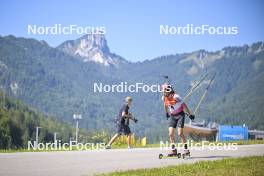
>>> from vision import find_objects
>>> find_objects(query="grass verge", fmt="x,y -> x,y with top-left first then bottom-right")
97,156 -> 264,176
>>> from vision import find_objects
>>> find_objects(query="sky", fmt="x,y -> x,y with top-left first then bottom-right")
0,0 -> 263,61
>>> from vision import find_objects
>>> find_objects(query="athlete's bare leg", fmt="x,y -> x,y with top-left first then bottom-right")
127,133 -> 132,148
178,127 -> 186,144
169,127 -> 175,143
107,133 -> 120,146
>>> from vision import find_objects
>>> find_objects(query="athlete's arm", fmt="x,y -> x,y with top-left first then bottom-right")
121,111 -> 130,117
121,105 -> 130,118
182,102 -> 195,120
164,104 -> 169,114
162,95 -> 170,119
174,94 -> 193,116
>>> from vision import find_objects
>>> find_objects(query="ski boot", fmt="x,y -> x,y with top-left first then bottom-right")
105,145 -> 111,150
167,147 -> 177,157
182,149 -> 190,159
167,144 -> 181,158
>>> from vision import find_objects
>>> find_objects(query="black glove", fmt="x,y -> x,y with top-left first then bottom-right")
166,113 -> 170,120
189,114 -> 195,120
133,118 -> 138,123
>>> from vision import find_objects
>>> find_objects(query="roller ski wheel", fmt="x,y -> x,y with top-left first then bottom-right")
159,154 -> 163,159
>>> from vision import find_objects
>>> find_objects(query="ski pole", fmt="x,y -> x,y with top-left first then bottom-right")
161,75 -> 171,84
183,73 -> 209,101
193,73 -> 216,115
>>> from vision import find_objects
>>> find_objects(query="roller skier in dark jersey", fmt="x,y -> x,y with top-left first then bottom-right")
105,96 -> 138,149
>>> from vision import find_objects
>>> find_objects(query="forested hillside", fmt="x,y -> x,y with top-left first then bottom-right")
0,91 -> 109,149
0,35 -> 263,143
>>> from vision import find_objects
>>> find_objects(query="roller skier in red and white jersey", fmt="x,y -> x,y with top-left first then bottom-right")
161,83 -> 195,156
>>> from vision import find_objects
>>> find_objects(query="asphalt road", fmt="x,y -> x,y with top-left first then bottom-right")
0,144 -> 264,176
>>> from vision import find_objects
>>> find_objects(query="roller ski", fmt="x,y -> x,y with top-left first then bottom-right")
159,144 -> 191,159
159,144 -> 182,159
159,149 -> 190,159
159,148 -> 181,159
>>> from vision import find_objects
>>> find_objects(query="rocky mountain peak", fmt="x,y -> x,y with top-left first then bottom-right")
57,34 -> 126,66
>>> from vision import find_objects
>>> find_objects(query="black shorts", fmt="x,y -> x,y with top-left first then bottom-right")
169,113 -> 185,128
117,123 -> 131,135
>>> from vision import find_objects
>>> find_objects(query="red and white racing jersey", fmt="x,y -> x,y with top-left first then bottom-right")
162,93 -> 186,117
